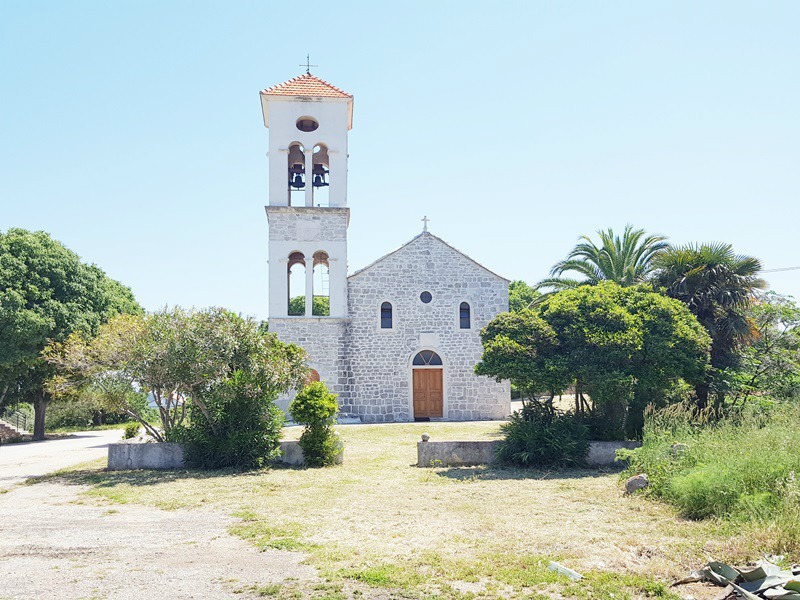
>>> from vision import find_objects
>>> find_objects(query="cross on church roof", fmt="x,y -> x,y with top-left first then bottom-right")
421,216 -> 430,232
300,54 -> 318,74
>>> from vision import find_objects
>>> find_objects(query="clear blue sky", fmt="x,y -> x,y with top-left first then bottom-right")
2,1 -> 798,319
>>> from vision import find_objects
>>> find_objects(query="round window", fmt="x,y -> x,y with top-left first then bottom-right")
420,291 -> 432,304
296,117 -> 319,132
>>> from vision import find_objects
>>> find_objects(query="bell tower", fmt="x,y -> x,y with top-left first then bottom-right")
260,71 -> 353,320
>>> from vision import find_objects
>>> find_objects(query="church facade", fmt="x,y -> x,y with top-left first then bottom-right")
261,72 -> 510,422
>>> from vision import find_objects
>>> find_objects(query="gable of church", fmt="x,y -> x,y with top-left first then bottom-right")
348,231 -> 509,284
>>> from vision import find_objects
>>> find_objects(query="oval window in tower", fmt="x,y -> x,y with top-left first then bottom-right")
296,117 -> 319,132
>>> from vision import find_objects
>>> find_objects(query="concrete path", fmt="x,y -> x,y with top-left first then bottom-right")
0,429 -> 122,490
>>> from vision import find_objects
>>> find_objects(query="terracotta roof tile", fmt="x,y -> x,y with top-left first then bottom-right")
260,73 -> 352,99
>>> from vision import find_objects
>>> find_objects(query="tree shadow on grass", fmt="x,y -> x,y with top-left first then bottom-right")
432,465 -> 620,482
26,465 -> 272,490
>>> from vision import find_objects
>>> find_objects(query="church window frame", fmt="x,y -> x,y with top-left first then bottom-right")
458,301 -> 472,330
378,300 -> 395,331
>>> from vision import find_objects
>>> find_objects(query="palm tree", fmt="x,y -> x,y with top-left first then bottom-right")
537,225 -> 669,292
651,242 -> 766,408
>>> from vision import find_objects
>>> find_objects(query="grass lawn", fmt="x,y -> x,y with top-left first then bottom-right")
49,421 -> 755,599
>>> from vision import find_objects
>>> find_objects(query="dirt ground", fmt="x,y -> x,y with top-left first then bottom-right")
0,480 -> 316,600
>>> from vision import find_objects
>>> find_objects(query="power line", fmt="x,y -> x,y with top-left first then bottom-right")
763,266 -> 800,273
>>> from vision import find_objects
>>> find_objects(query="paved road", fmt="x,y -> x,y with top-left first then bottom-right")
0,429 -> 122,490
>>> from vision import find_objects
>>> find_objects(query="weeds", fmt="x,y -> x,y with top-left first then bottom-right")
623,403 -> 800,557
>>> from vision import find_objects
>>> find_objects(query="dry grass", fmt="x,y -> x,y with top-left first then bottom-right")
52,421 -> 751,599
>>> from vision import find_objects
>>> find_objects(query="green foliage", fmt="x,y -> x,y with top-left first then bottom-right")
623,403 -> 800,540
50,307 -> 307,448
476,309 -> 571,398
160,309 -> 305,468
478,282 -> 711,438
289,381 -> 342,467
508,280 -> 541,312
0,228 -> 141,438
288,295 -> 329,316
176,371 -> 286,469
537,225 -> 668,293
651,242 -> 766,408
44,386 -> 150,429
123,422 -> 140,439
729,292 -> 800,405
497,402 -> 589,468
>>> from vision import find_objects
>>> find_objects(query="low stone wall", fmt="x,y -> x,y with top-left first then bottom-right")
416,439 -> 641,468
107,440 -> 343,470
585,441 -> 641,467
278,441 -> 344,466
417,440 -> 501,467
108,442 -> 185,470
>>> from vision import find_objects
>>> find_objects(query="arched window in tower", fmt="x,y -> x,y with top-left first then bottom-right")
312,144 -> 330,207
287,251 -> 306,315
380,302 -> 393,329
459,302 -> 471,329
313,251 -> 330,316
287,143 -> 305,207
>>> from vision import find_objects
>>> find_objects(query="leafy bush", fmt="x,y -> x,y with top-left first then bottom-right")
176,370 -> 286,469
496,403 -> 589,468
622,403 -> 800,553
123,422 -> 140,439
289,381 -> 342,467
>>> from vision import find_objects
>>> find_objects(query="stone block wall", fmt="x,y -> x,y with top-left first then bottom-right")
270,317 -> 351,415
343,232 -> 510,422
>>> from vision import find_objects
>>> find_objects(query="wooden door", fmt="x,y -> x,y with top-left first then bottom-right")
413,369 -> 443,418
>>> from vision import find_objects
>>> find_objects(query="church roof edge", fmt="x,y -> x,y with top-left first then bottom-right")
348,231 -> 510,282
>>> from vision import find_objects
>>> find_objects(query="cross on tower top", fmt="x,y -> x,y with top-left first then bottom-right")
421,216 -> 430,232
300,54 -> 318,74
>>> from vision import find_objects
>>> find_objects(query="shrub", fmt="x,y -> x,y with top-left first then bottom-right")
176,370 -> 286,469
289,381 -> 342,467
496,402 -> 589,468
622,403 -> 800,553
123,422 -> 140,439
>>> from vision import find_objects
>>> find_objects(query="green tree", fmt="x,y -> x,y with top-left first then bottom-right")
508,280 -> 541,312
477,282 -> 710,438
538,225 -> 668,293
729,292 -> 800,406
651,242 -> 766,408
0,228 -> 140,439
288,295 -> 330,316
49,307 -> 308,449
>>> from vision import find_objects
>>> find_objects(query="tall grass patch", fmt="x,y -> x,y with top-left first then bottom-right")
623,403 -> 800,555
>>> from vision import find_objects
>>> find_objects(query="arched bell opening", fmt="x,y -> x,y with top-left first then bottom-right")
311,144 -> 330,207
312,250 -> 330,316
287,143 -> 306,207
287,251 -> 306,315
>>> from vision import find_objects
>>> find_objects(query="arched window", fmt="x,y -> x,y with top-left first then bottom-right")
412,350 -> 443,366
380,302 -> 392,329
313,251 -> 330,316
287,252 -> 306,315
287,143 -> 305,206
459,302 -> 471,329
312,144 -> 330,206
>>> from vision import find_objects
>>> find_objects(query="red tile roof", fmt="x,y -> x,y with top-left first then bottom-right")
260,73 -> 352,99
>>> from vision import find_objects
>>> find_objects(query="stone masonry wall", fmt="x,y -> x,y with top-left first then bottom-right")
266,206 -> 348,242
343,232 -> 510,422
269,317 -> 350,415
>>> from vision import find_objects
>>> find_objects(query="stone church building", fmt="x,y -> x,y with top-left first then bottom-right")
261,72 -> 510,421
